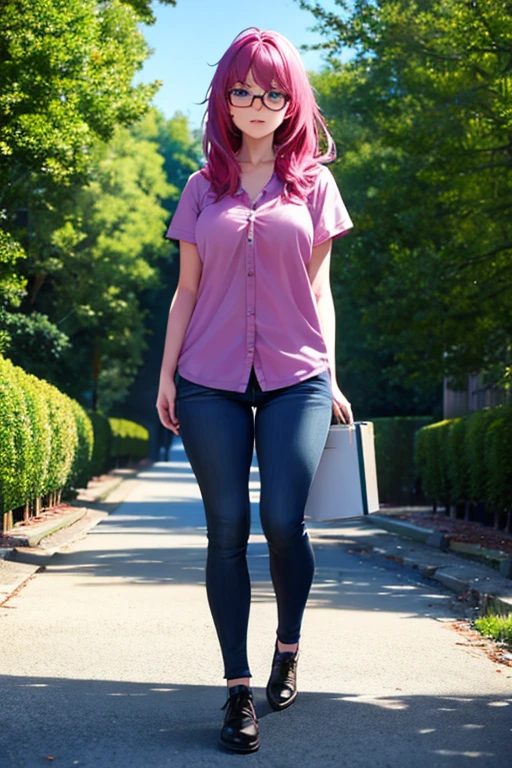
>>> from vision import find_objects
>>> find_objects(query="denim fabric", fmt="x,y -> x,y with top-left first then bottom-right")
175,367 -> 332,679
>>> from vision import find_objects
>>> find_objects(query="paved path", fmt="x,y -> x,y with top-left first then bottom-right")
1,440 -> 511,767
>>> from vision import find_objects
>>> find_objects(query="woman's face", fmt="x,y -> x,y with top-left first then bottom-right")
228,68 -> 289,141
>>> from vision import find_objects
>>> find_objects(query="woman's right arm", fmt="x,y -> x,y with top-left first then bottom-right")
156,240 -> 202,435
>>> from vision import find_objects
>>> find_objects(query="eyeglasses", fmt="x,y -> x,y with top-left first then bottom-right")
227,88 -> 290,112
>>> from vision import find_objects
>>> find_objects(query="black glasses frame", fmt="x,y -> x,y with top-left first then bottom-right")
227,89 -> 291,112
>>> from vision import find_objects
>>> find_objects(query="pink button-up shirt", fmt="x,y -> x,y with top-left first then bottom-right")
165,163 -> 353,392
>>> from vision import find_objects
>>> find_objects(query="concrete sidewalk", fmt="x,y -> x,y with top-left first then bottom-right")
0,439 -> 511,766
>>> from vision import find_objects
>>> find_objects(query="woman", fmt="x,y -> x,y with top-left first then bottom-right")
156,27 -> 354,754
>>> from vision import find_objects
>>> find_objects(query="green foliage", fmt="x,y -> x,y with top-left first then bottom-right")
0,0 -> 179,409
466,408 -> 496,501
0,356 -> 32,511
446,417 -> 470,503
0,353 -> 80,511
151,109 -> 204,192
0,353 -> 149,516
299,0 -> 512,405
12,367 -> 52,503
37,379 -> 79,494
415,405 -> 512,514
0,307 -> 71,380
68,399 -> 94,490
485,405 -> 512,515
109,417 -> 149,460
0,0 -> 160,186
0,228 -> 26,311
414,419 -> 454,505
122,0 -> 176,23
87,411 -> 113,477
474,613 -> 512,647
372,416 -> 433,504
0,0 -> 202,417
40,122 -> 175,408
2,114 -> 180,409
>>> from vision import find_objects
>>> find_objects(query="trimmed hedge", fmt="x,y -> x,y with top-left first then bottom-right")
486,405 -> 512,517
414,419 -> 453,510
448,416 -> 470,504
371,416 -> 433,505
0,354 -> 149,525
414,405 -> 512,530
466,408 -> 496,502
109,417 -> 149,462
87,410 -> 113,477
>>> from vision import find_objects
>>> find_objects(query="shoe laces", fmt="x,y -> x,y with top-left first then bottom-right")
273,650 -> 298,684
222,685 -> 256,719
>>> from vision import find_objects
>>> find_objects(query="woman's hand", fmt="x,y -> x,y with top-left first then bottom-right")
156,377 -> 181,436
331,380 -> 354,425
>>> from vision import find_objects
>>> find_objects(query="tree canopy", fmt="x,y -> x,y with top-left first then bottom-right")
0,0 -> 202,413
299,0 -> 512,414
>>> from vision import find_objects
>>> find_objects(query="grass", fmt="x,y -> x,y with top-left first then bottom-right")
474,613 -> 512,646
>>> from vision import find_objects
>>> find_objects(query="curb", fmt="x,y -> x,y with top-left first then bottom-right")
2,509 -> 86,549
366,515 -> 512,615
1,464 -> 146,555
0,557 -> 39,606
368,514 -> 512,577
0,510 -> 106,601
0,465 -> 146,602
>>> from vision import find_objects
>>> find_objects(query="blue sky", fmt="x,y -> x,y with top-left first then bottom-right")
133,0 -> 346,130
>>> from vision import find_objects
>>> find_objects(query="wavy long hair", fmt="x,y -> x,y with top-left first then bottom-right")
199,27 -> 336,203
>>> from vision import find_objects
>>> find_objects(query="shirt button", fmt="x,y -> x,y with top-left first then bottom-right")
247,310 -> 254,316
248,271 -> 254,276
248,347 -> 254,353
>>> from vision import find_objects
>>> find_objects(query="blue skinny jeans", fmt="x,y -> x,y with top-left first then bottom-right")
175,366 -> 332,680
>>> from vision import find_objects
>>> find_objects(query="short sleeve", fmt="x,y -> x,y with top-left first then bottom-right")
165,171 -> 201,244
309,166 -> 353,247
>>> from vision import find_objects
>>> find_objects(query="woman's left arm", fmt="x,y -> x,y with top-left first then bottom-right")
307,238 -> 354,425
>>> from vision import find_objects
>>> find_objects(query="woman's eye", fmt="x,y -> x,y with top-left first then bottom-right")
268,91 -> 282,100
233,88 -> 249,97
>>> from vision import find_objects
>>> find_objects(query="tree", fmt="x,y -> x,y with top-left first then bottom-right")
0,0 -> 168,338
299,0 -> 512,411
0,0 -> 184,411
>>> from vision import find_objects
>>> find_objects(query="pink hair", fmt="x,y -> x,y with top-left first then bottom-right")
199,27 -> 337,203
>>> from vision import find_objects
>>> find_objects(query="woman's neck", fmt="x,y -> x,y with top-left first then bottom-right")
236,134 -> 275,167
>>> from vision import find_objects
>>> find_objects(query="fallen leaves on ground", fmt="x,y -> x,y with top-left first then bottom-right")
447,619 -> 512,668
390,512 -> 512,555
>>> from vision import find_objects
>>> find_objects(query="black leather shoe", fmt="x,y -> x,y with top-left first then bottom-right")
219,684 -> 260,753
266,640 -> 299,711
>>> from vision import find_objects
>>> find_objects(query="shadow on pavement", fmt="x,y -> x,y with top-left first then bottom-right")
0,674 -> 510,767
31,450 -> 470,620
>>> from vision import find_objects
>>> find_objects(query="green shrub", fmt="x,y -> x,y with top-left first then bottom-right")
415,406 -> 512,526
0,353 -> 149,519
415,419 -> 455,507
0,356 -> 31,512
466,408 -> 497,501
109,417 -> 149,461
485,405 -> 512,516
37,378 -> 78,494
446,416 -> 471,503
474,613 -> 512,646
372,417 -> 433,504
0,353 -> 89,516
13,368 -> 52,504
87,410 -> 113,477
67,400 -> 94,491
